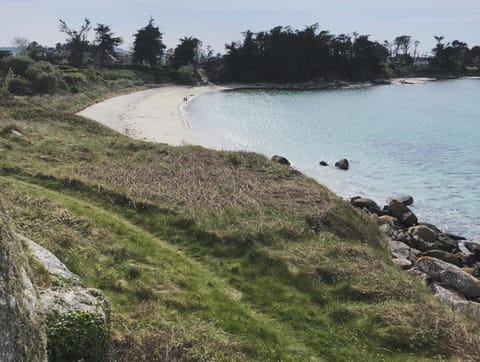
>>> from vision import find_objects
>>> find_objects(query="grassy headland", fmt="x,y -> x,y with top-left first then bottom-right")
1,69 -> 480,361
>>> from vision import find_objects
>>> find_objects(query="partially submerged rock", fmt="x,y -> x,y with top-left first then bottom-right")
319,161 -> 328,166
271,155 -> 290,166
416,257 -> 480,298
334,158 -> 349,170
387,195 -> 414,206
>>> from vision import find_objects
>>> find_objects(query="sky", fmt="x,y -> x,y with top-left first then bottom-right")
1,0 -> 479,55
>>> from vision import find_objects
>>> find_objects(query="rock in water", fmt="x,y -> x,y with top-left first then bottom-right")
335,158 -> 349,170
271,155 -> 290,166
387,195 -> 414,206
416,257 -> 480,298
319,161 -> 328,166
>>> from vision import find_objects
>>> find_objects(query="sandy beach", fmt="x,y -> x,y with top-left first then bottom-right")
77,85 -> 229,148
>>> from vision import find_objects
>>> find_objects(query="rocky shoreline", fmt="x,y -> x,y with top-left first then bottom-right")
350,195 -> 480,318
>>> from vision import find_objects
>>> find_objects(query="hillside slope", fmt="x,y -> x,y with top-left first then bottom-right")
1,84 -> 479,361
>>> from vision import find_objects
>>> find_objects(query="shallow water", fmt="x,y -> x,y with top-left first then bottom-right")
185,79 -> 480,239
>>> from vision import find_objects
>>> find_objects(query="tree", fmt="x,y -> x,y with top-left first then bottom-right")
93,24 -> 123,66
59,18 -> 92,67
413,40 -> 420,60
133,18 -> 166,67
173,36 -> 202,68
393,35 -> 412,64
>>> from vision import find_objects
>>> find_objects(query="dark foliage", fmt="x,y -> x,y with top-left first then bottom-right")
132,18 -> 166,68
221,25 -> 388,83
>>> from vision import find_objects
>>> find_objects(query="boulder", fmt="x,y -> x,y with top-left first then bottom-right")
443,233 -> 466,241
464,241 -> 480,258
416,257 -> 480,298
271,155 -> 290,166
436,235 -> 458,253
431,283 -> 480,319
406,267 -> 430,285
387,239 -> 411,260
421,250 -> 463,267
387,195 -> 414,206
350,197 -> 387,215
319,161 -> 328,166
409,225 -> 438,243
334,158 -> 349,170
20,235 -> 110,362
388,201 -> 417,227
0,203 -> 47,362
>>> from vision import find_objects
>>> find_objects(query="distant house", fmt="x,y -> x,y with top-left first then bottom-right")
413,57 -> 430,68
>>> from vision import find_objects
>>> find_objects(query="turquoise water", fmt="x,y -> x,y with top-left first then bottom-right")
185,79 -> 480,239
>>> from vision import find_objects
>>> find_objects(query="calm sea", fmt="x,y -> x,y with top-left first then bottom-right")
184,79 -> 480,239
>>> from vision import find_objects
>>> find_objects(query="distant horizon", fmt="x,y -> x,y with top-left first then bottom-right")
1,0 -> 479,55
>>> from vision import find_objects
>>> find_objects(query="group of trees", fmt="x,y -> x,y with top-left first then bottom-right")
2,17 -> 480,92
219,25 -> 388,82
431,36 -> 480,72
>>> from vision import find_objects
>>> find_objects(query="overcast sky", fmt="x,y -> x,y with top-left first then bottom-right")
1,0 -> 479,55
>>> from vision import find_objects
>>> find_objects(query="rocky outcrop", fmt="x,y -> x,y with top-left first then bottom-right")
334,158 -> 349,170
431,283 -> 480,319
352,192 -> 480,319
17,235 -> 110,362
416,257 -> 480,298
0,202 -> 47,362
271,155 -> 290,166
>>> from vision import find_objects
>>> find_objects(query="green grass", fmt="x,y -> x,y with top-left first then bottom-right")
1,76 -> 480,361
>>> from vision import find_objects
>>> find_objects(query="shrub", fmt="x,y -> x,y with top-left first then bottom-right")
0,56 -> 34,76
25,61 -> 67,94
46,311 -> 109,362
177,64 -> 199,85
7,77 -> 33,95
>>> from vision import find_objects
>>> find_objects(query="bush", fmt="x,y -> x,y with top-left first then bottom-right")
62,72 -> 88,92
25,61 -> 66,94
177,64 -> 199,85
0,56 -> 34,76
7,77 -> 33,95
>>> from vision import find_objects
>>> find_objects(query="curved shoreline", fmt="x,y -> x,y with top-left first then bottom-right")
76,77 -> 437,150
77,84 -> 236,149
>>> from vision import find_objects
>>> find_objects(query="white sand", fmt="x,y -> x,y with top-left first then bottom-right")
77,85 -> 230,148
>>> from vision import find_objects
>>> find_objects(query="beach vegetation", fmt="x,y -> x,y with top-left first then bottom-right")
93,23 -> 123,67
1,82 -> 480,360
173,36 -> 202,68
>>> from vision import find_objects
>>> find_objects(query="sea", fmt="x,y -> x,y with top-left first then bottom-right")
184,78 -> 480,240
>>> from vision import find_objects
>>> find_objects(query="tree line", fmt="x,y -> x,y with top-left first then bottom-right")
1,17 -> 480,92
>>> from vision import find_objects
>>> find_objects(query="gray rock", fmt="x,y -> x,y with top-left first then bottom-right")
431,283 -> 480,319
350,197 -> 387,215
387,239 -> 413,269
464,241 -> 480,258
421,250 -> 463,267
409,225 -> 438,243
271,155 -> 290,166
319,161 -> 328,166
387,195 -> 414,206
388,201 -> 417,227
0,203 -> 47,362
334,158 -> 349,170
22,235 -> 110,323
416,257 -> 480,298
